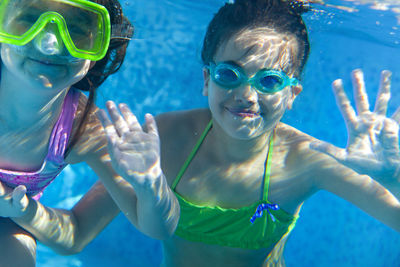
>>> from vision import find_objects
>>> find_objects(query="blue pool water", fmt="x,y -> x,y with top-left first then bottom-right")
37,0 -> 400,266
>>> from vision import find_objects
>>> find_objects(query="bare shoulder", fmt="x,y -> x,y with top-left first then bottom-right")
156,108 -> 211,143
66,93 -> 107,164
156,108 -> 211,182
276,123 -> 366,191
274,122 -> 334,172
274,122 -> 315,149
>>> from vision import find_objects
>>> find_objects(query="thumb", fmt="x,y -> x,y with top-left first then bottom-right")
12,185 -> 29,211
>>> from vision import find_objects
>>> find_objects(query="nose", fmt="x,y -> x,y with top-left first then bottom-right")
233,83 -> 258,104
33,23 -> 64,56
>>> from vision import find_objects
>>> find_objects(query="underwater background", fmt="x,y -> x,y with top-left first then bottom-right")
37,0 -> 400,266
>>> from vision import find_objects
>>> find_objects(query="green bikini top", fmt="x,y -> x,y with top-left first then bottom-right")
172,120 -> 300,250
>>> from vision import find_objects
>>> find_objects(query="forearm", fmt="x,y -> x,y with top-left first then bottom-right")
135,174 -> 180,239
11,199 -> 81,255
377,168 -> 400,200
100,173 -> 179,240
12,181 -> 120,255
363,164 -> 400,200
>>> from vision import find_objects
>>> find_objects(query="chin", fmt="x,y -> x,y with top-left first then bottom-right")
225,125 -> 264,140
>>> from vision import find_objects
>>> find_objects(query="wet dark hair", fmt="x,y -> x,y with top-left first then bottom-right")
66,0 -> 134,154
201,0 -> 310,78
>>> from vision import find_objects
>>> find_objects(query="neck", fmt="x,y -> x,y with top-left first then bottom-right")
208,120 -> 274,163
0,66 -> 69,131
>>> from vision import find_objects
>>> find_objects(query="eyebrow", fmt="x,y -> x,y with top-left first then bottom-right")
222,45 -> 257,66
242,44 -> 259,58
14,3 -> 94,27
64,10 -> 93,26
220,60 -> 243,68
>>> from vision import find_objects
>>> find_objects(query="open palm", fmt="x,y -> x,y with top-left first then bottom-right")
311,69 -> 400,182
98,101 -> 162,191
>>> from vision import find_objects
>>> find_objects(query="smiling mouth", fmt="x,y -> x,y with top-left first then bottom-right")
29,58 -> 64,66
29,57 -> 82,66
226,108 -> 261,118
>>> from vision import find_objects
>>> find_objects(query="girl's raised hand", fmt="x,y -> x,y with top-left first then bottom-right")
311,69 -> 400,184
0,182 -> 29,218
98,101 -> 163,196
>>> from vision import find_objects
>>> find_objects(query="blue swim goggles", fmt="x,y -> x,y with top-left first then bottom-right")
207,62 -> 299,94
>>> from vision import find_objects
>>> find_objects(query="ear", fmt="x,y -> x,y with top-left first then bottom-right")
287,84 -> 302,110
202,67 -> 210,96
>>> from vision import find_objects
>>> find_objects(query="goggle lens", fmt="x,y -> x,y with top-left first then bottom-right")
209,63 -> 297,94
214,67 -> 241,87
259,74 -> 283,92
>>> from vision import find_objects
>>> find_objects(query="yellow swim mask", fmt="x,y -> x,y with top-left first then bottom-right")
0,0 -> 111,61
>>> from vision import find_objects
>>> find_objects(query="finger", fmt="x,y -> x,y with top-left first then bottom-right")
0,181 -> 13,197
144,113 -> 159,137
119,103 -> 142,132
351,69 -> 370,114
106,101 -> 130,137
374,70 -> 392,116
0,181 -> 5,196
12,185 -> 28,210
392,106 -> 400,124
332,79 -> 357,125
98,109 -> 119,146
310,141 -> 346,162
381,119 -> 399,157
97,108 -> 112,128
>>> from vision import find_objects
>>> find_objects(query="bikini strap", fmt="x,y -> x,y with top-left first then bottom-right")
262,132 -> 274,202
172,120 -> 213,190
46,88 -> 80,165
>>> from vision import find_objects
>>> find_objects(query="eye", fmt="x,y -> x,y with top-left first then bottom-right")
260,75 -> 283,90
69,25 -> 89,39
5,13 -> 39,34
68,25 -> 87,36
215,68 -> 239,83
21,13 -> 39,24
